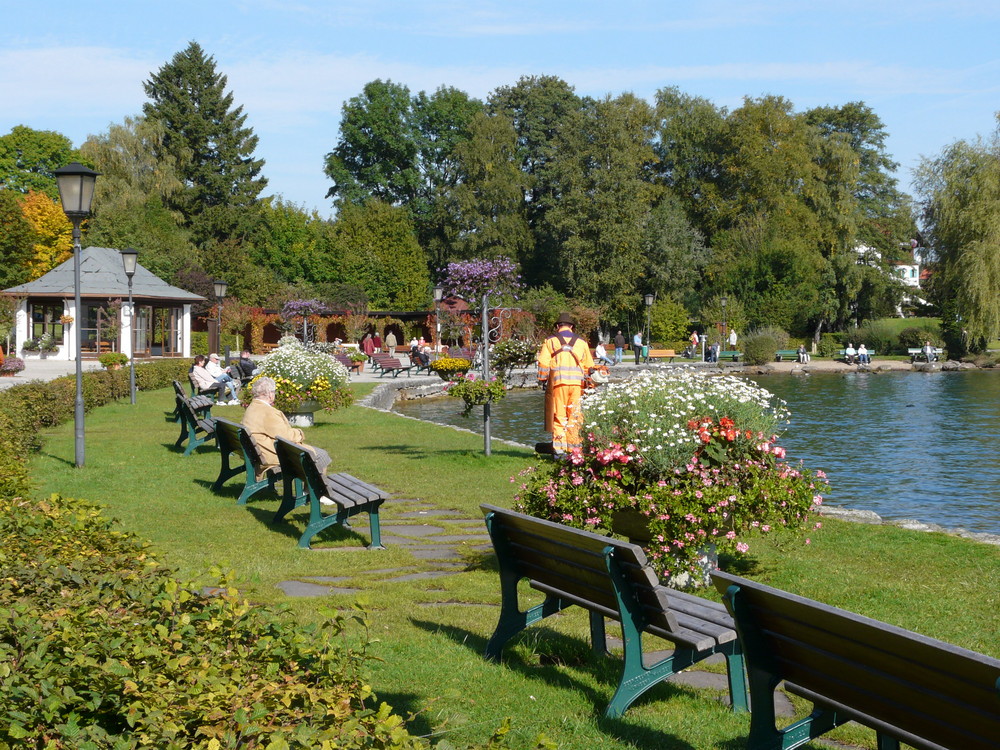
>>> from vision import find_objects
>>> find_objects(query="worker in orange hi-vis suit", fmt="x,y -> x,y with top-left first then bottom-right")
537,312 -> 595,455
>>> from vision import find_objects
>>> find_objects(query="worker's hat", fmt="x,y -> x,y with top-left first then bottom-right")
556,312 -> 575,326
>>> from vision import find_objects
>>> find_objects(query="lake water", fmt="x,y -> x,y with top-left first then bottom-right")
392,370 -> 1000,535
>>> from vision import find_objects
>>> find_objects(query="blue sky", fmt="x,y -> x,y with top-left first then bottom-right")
2,1 -> 998,217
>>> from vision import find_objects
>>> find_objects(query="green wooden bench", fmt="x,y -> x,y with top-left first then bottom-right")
481,504 -> 748,719
712,571 -> 1000,750
334,353 -> 362,374
719,350 -> 742,362
272,436 -> 389,550
212,417 -> 286,505
188,372 -> 224,401
908,346 -> 943,363
174,395 -> 216,456
172,380 -> 213,422
774,350 -> 800,362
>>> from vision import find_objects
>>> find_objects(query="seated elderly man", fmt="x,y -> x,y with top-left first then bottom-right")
205,352 -> 240,404
242,377 -> 335,503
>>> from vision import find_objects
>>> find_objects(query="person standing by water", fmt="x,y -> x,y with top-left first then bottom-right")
613,330 -> 626,365
537,313 -> 595,456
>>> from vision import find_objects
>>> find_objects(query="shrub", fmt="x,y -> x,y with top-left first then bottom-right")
98,351 -> 129,369
898,326 -> 943,350
817,333 -> 842,357
741,333 -> 778,365
490,338 -> 536,382
444,372 -> 506,415
749,326 -> 790,350
0,493 -> 425,749
855,320 -> 897,355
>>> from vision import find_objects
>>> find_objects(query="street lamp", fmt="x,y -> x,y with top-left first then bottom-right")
433,284 -> 444,358
54,162 -> 99,468
213,279 -> 227,357
121,248 -> 138,405
644,293 -> 655,362
721,296 -> 728,343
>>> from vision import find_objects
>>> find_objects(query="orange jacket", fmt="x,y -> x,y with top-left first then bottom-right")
537,328 -> 595,387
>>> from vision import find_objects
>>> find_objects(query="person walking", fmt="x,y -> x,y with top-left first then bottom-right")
613,330 -> 626,365
385,331 -> 397,356
728,329 -> 738,349
632,331 -> 643,365
537,313 -> 595,456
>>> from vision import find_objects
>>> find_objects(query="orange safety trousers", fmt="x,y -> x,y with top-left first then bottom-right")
545,383 -> 584,453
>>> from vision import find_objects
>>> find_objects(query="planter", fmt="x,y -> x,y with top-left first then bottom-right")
284,399 -> 322,428
0,371 -> 14,377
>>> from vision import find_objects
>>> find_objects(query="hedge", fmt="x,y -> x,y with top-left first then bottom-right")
0,360 -> 426,749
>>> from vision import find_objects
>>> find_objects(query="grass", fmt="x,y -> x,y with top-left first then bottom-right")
29,384 -> 1000,749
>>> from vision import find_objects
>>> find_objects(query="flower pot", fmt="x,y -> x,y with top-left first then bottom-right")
610,510 -> 717,590
284,398 -> 322,428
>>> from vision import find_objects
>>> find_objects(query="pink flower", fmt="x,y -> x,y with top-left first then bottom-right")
736,542 -> 749,553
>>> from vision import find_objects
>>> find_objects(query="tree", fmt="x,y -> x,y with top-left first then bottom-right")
915,120 -> 1000,352
331,200 -> 429,310
642,193 -> 708,310
0,190 -> 35,287
20,191 -> 72,279
143,41 -> 267,246
80,115 -> 196,283
540,93 -> 660,314
0,126 -> 79,199
324,81 -> 482,265
449,112 -> 533,268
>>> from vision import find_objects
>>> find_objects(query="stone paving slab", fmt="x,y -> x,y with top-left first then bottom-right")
277,580 -> 361,597
384,570 -> 461,582
379,524 -> 446,536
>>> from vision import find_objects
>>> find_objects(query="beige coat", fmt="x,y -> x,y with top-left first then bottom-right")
242,398 -> 305,473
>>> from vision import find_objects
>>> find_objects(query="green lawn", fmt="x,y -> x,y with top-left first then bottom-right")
29,386 -> 1000,749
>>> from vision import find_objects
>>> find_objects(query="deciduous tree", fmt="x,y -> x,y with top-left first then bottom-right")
20,191 -> 72,279
0,126 -> 79,199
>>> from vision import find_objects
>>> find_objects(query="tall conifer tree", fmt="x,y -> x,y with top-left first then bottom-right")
143,42 -> 267,247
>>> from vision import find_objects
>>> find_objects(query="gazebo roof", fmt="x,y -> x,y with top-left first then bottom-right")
2,246 -> 205,302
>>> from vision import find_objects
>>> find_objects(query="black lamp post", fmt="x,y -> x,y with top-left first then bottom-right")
121,248 -> 138,405
721,295 -> 728,343
433,284 -> 444,358
54,162 -> 99,468
213,279 -> 227,356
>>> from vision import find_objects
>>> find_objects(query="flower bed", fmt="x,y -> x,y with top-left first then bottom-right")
514,370 -> 828,585
242,337 -> 353,415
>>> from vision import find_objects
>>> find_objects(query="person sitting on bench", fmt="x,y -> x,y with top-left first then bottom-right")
242,377 -> 335,504
206,352 -> 240,404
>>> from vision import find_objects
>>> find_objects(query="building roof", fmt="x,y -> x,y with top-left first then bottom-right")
2,246 -> 205,302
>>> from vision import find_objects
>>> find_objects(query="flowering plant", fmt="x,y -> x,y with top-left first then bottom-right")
429,357 -> 472,381
0,357 -> 25,374
243,338 -> 352,414
445,372 -> 506,415
59,314 -> 74,325
441,257 -> 522,302
514,370 -> 828,584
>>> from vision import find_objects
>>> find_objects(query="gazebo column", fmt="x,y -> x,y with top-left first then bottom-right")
14,301 -> 28,355
181,304 -> 192,357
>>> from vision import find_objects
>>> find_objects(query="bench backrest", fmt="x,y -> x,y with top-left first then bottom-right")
173,379 -> 186,399
214,417 -> 267,474
482,504 -> 679,633
712,571 -> 1000,750
274,436 -> 324,493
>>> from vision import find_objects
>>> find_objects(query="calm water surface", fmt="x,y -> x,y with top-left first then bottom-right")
394,370 -> 1000,535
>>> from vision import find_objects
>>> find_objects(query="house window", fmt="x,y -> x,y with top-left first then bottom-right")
30,303 -> 65,342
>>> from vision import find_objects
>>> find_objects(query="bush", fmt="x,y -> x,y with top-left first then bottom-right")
748,326 -> 790,350
855,320 -> 898,355
490,338 -> 536,382
817,333 -> 842,358
98,351 -> 129,369
898,326 -> 944,350
742,333 -> 778,365
0,493 -> 425,749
